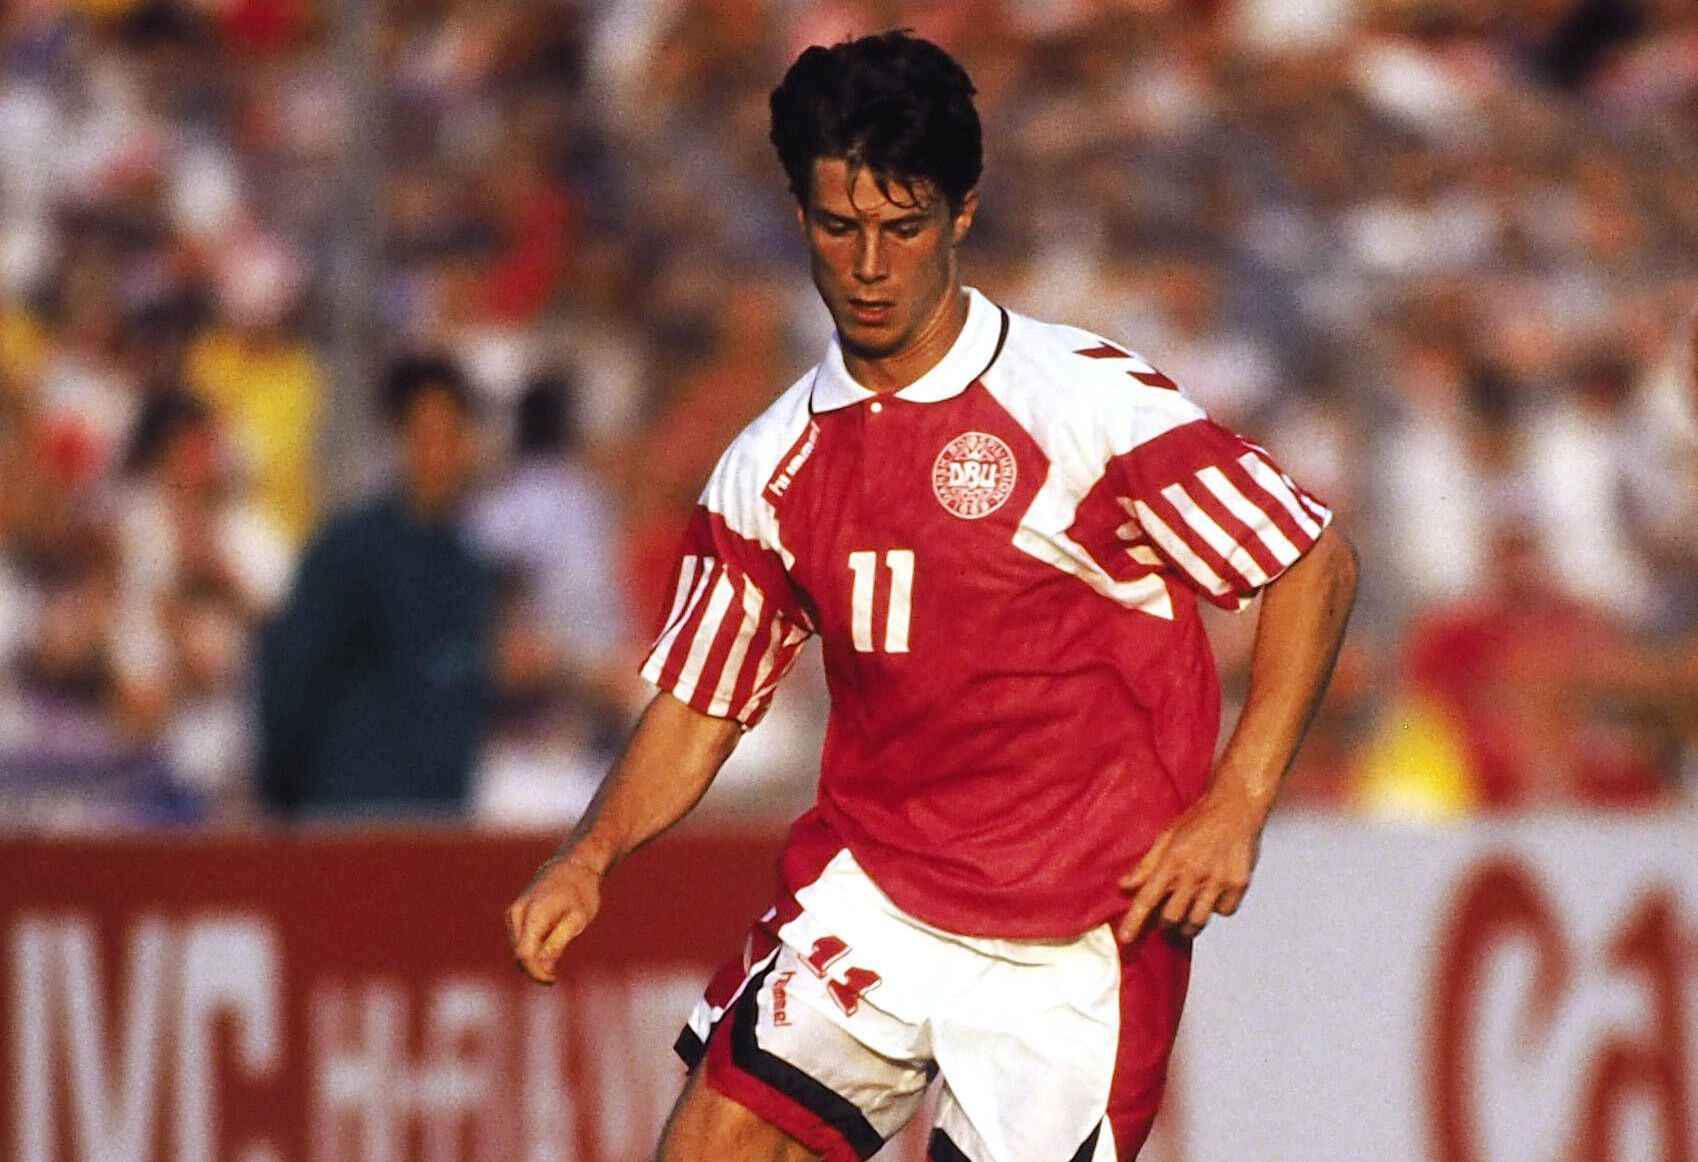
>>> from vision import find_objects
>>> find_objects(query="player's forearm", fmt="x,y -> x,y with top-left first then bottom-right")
554,691 -> 744,875
1211,524 -> 1358,818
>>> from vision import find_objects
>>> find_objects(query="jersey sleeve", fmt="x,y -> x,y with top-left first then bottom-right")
639,451 -> 814,727
1112,415 -> 1333,610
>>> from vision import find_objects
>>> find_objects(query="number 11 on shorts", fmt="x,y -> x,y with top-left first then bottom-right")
848,549 -> 914,654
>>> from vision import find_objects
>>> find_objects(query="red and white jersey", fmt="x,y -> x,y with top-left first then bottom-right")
642,288 -> 1331,938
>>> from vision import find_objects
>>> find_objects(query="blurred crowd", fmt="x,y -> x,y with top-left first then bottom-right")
1,0 -> 1696,830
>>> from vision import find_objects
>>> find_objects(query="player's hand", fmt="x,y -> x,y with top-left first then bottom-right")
506,853 -> 605,984
1116,784 -> 1268,942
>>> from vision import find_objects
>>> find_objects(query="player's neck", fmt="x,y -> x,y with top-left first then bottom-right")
841,287 -> 971,395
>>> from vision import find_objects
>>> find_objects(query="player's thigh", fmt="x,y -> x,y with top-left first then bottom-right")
693,947 -> 932,1161
658,1066 -> 820,1162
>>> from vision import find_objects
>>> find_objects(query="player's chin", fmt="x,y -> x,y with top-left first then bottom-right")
837,324 -> 907,361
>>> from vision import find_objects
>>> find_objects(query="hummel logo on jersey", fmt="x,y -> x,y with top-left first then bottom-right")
1074,342 -> 1179,390
932,431 -> 1017,519
764,420 -> 821,503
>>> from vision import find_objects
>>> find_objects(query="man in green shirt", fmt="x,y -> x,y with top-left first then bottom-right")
260,356 -> 490,815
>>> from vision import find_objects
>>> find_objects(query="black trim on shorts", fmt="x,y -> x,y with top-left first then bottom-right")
728,962 -> 887,1160
929,1120 -> 1101,1162
928,1128 -> 973,1162
1069,1123 -> 1102,1162
674,1026 -> 706,1068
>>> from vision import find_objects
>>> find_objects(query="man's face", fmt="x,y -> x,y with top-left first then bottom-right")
402,386 -> 473,516
802,157 -> 976,363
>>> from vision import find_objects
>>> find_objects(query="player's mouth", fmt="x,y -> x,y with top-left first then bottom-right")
846,299 -> 894,325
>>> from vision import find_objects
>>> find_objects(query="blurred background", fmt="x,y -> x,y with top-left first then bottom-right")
3,0 -> 1698,829
2,1 -> 1698,1158
4,0 -> 1698,831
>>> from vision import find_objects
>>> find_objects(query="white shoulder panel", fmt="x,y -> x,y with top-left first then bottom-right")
980,311 -> 1209,619
699,368 -> 819,567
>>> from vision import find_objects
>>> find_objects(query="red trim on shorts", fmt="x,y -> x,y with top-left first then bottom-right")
702,1008 -> 866,1162
686,843 -> 882,1162
1106,929 -> 1192,1159
692,842 -> 818,1019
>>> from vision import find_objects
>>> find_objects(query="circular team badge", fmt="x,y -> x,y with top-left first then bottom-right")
931,431 -> 1017,519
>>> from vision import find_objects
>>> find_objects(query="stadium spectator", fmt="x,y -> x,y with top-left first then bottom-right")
1625,302 -> 1698,632
1357,520 -> 1681,817
113,390 -> 292,806
185,228 -> 323,546
1522,349 -> 1662,626
470,374 -> 635,825
1374,335 -> 1520,610
258,356 -> 491,816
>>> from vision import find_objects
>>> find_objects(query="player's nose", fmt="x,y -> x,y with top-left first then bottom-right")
853,230 -> 886,282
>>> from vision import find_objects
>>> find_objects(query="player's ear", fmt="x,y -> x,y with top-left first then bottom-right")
950,191 -> 979,245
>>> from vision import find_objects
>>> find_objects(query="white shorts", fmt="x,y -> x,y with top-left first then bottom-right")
675,848 -> 1190,1162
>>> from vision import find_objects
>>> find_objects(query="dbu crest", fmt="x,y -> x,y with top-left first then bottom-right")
932,431 -> 1016,519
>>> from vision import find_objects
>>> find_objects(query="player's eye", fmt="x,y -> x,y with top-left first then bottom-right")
817,217 -> 856,236
888,221 -> 924,239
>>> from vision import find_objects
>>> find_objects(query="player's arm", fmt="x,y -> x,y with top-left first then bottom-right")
1119,523 -> 1358,940
507,691 -> 743,983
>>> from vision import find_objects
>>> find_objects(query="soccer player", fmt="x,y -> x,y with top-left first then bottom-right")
507,32 -> 1357,1162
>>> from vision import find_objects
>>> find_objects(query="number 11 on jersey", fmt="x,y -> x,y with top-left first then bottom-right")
847,549 -> 914,654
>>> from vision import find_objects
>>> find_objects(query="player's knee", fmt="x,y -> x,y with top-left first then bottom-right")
657,1070 -> 815,1162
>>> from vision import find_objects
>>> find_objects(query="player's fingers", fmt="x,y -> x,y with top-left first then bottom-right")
508,898 -> 536,961
1119,834 -> 1172,891
532,910 -> 588,984
1216,885 -> 1246,917
514,896 -> 557,971
1160,876 -> 1201,928
518,952 -> 556,986
521,927 -> 564,985
1117,872 -> 1173,942
1179,884 -> 1224,936
504,898 -> 525,950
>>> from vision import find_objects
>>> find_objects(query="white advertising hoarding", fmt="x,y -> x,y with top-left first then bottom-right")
6,819 -> 1698,1162
1166,815 -> 1698,1162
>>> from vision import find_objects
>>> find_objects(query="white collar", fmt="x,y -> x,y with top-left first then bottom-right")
810,287 -> 1006,413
